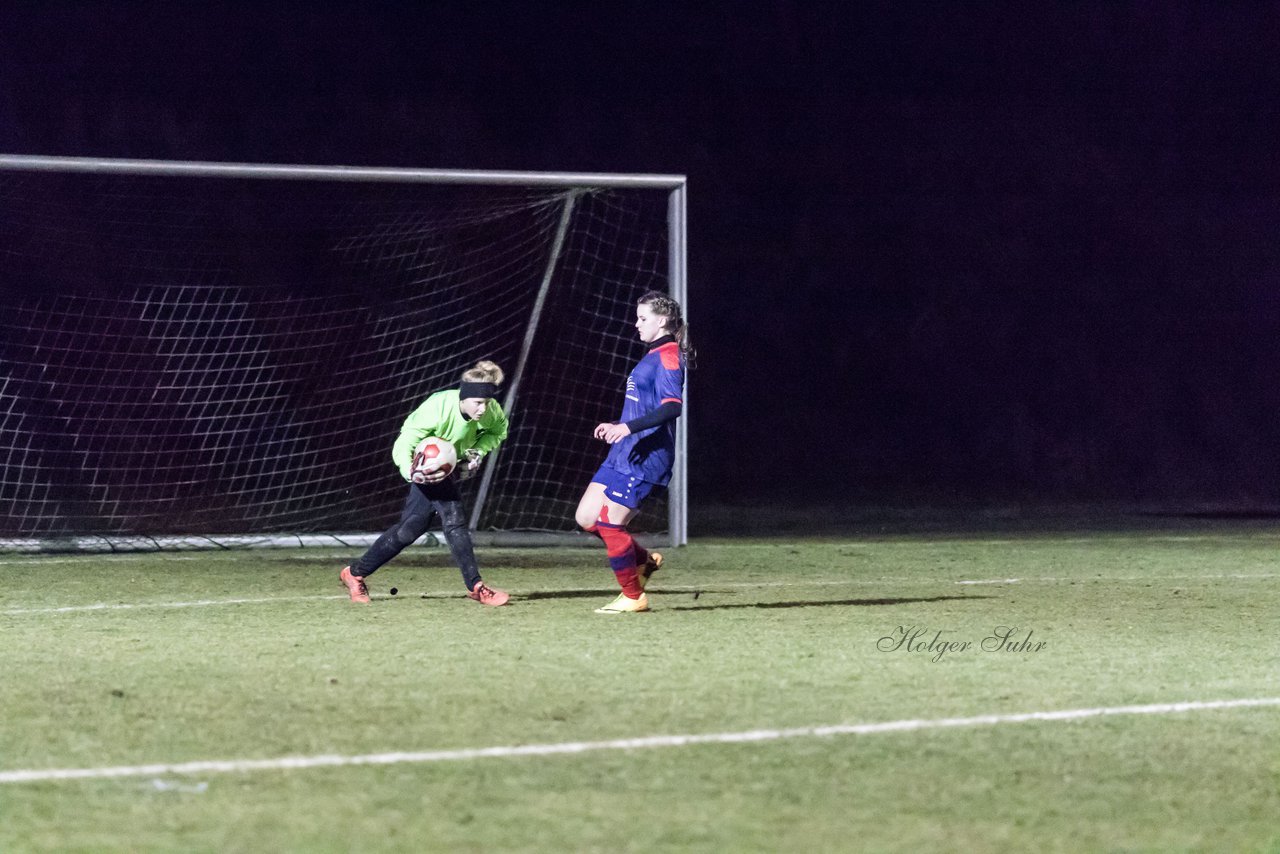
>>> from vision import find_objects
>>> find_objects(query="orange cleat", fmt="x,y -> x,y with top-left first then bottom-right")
339,566 -> 370,604
467,582 -> 510,607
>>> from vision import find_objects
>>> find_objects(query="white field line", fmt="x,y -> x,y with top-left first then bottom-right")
669,574 -> 1280,588
2,697 -> 1276,785
5,573 -> 1277,616
5,530 -> 1280,567
697,534 -> 1280,547
949,573 -> 1280,585
2,595 -> 348,615
0,555 -> 202,566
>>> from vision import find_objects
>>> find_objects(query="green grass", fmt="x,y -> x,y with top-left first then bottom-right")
2,528 -> 1280,852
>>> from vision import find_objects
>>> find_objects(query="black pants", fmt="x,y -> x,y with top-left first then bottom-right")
352,479 -> 481,591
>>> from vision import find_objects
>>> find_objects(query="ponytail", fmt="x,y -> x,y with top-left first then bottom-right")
639,291 -> 696,368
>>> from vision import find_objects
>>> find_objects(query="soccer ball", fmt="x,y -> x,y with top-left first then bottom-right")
411,436 -> 457,480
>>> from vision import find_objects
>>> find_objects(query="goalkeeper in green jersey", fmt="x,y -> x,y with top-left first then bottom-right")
339,360 -> 511,606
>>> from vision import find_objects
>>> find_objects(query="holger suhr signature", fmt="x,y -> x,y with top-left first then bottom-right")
877,626 -> 1047,662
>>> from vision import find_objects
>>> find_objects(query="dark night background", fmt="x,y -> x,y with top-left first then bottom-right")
2,3 -> 1278,518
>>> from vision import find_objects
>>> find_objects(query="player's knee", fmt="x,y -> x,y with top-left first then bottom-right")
438,502 -> 467,534
440,517 -> 472,552
395,514 -> 430,546
579,503 -> 616,531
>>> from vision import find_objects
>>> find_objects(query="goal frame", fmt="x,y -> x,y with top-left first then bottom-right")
0,154 -> 689,549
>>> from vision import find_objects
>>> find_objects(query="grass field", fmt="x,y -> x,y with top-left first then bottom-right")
2,524 -> 1279,852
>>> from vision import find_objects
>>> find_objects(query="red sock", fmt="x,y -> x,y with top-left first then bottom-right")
614,567 -> 644,599
597,522 -> 644,599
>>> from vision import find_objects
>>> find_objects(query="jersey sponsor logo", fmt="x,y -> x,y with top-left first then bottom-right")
626,374 -> 639,402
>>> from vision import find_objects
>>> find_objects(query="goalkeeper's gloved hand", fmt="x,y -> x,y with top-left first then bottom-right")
411,468 -> 450,484
455,449 -> 483,481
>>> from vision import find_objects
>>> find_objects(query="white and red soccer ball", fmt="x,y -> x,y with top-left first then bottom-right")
411,436 -> 458,481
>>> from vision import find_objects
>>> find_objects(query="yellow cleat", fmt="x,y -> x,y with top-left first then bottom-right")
595,592 -> 650,614
637,551 -> 663,590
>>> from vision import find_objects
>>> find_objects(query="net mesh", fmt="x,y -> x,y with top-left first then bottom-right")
0,168 -> 673,548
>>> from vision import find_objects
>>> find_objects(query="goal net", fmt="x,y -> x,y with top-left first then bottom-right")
0,156 -> 687,552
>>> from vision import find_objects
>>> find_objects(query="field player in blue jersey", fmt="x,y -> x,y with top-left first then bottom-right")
574,291 -> 692,613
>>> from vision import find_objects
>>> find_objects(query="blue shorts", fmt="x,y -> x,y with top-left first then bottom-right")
591,464 -> 659,510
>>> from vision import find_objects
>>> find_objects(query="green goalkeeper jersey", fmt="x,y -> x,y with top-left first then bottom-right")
391,389 -> 509,481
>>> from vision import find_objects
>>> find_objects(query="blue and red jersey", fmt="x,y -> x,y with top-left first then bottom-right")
604,337 -> 685,485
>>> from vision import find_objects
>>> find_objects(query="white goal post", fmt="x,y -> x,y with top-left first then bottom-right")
0,154 -> 688,552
